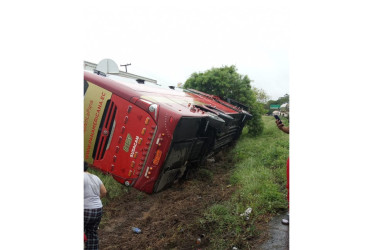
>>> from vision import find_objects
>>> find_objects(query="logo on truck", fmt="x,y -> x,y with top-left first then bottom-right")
130,136 -> 139,157
84,81 -> 112,164
123,133 -> 133,152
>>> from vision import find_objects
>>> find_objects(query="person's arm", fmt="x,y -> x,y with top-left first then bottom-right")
100,183 -> 107,198
281,126 -> 289,134
276,120 -> 289,134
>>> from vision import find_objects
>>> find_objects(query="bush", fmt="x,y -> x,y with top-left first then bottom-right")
246,101 -> 265,137
184,65 -> 264,137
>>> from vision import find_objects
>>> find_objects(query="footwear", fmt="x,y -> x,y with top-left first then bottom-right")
281,214 -> 289,225
281,218 -> 289,225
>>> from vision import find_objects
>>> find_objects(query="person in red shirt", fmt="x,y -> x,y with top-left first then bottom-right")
276,119 -> 289,225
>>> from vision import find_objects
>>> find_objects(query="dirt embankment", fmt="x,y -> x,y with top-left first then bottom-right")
98,154 -> 266,249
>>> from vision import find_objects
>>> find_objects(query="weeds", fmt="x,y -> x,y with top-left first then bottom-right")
196,168 -> 214,181
201,116 -> 289,248
86,169 -> 129,206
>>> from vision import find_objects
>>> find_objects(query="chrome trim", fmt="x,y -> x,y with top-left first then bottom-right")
149,104 -> 158,120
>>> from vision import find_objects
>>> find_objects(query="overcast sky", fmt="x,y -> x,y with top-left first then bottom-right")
84,0 -> 289,100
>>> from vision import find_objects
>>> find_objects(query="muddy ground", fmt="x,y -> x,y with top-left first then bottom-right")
98,154 -> 270,249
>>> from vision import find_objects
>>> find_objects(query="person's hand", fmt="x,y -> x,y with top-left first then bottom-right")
276,120 -> 289,134
276,119 -> 284,129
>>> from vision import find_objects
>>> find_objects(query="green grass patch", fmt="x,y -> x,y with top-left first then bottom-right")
86,169 -> 130,206
232,116 -> 289,215
196,168 -> 214,182
200,116 -> 289,249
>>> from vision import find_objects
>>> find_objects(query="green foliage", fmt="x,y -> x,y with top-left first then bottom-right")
265,94 -> 289,115
196,168 -> 213,181
231,115 -> 289,213
252,87 -> 270,104
87,168 -> 129,206
199,202 -> 249,249
184,65 -> 264,137
277,94 -> 289,105
184,66 -> 250,103
202,116 -> 289,248
246,101 -> 265,137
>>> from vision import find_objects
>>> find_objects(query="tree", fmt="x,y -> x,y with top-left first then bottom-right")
265,94 -> 289,115
184,65 -> 264,136
277,94 -> 289,105
252,87 -> 270,104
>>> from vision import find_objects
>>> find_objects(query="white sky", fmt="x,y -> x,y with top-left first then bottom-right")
84,0 -> 289,100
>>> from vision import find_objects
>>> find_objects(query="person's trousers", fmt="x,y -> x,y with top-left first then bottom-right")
84,207 -> 103,250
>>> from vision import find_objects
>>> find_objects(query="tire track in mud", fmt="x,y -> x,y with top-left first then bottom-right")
98,159 -> 235,250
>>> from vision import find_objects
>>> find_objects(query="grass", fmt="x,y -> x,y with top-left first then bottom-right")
87,115 -> 289,249
199,115 -> 289,249
87,168 -> 130,206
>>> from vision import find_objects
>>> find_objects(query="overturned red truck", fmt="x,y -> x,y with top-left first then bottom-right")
84,59 -> 251,194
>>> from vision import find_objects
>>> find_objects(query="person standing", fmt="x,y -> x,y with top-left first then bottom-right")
276,119 -> 289,225
84,162 -> 107,250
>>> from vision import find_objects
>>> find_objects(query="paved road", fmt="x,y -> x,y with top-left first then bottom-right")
259,212 -> 289,250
